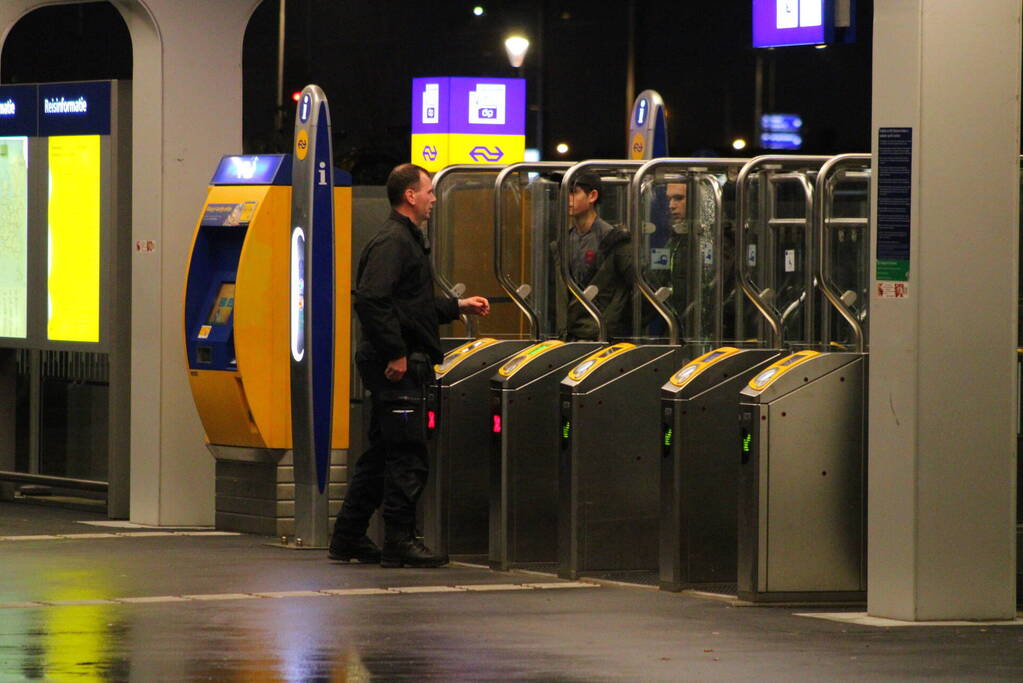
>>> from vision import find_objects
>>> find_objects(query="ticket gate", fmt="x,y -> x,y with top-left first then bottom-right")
419,165 -> 532,560
656,155 -> 833,591
556,159 -> 695,581
490,339 -> 600,570
736,154 -> 871,603
486,162 -> 604,571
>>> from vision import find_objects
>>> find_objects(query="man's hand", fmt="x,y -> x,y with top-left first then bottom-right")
458,296 -> 490,316
385,356 -> 407,382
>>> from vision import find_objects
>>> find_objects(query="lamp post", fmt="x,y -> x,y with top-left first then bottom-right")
504,35 -> 529,68
505,34 -> 542,156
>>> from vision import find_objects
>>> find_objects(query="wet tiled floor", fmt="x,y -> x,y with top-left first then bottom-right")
2,501 -> 1021,681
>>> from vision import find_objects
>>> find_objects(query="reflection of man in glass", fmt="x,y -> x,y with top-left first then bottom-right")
563,172 -> 633,340
659,181 -> 717,341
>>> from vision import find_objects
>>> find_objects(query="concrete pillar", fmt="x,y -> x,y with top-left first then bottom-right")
869,0 -> 1020,620
0,0 -> 260,525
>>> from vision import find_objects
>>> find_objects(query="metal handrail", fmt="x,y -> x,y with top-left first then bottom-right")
734,155 -> 832,348
493,162 -> 573,340
630,157 -> 749,345
814,153 -> 871,353
428,164 -> 505,336
559,160 -> 645,343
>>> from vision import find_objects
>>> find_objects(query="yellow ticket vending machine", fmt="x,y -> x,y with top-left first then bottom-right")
183,154 -> 351,535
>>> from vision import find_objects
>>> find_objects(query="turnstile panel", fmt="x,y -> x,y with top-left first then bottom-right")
559,346 -> 684,579
659,349 -> 780,590
421,339 -> 532,558
738,354 -> 866,601
489,341 -> 602,570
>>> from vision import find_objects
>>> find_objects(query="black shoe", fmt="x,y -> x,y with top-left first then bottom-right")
328,534 -> 381,563
381,525 -> 448,568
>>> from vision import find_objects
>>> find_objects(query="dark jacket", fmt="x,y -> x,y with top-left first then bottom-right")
354,210 -> 460,364
562,224 -> 634,341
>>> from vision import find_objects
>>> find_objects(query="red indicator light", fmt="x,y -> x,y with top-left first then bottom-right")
427,410 -> 436,430
292,91 -> 302,102
492,415 -> 502,434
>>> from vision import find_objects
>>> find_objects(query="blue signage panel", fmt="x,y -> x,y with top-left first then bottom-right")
38,81 -> 111,136
761,113 -> 803,134
0,85 -> 38,137
761,113 -> 804,150
309,102 -> 335,494
211,154 -> 290,185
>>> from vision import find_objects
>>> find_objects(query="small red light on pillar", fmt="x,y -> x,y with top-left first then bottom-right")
292,91 -> 302,102
492,415 -> 502,434
427,410 -> 436,430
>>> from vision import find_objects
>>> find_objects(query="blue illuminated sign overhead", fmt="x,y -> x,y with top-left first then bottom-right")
210,154 -> 290,185
0,85 -> 38,136
753,0 -> 826,48
760,112 -> 803,150
38,81 -> 111,135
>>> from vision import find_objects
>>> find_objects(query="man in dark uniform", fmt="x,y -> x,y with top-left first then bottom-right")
329,163 -> 489,568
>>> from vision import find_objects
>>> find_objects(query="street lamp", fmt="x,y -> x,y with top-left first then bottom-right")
504,35 -> 530,68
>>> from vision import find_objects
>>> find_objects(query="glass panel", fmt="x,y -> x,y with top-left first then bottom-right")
48,135 -> 101,343
558,165 -> 639,342
824,170 -> 871,348
431,169 -> 520,339
495,168 -> 565,339
737,166 -> 819,348
0,136 -> 29,339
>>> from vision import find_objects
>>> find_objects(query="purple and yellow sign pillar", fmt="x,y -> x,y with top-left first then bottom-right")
410,77 -> 526,172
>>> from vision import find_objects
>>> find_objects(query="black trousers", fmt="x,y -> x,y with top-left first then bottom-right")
334,354 -> 431,535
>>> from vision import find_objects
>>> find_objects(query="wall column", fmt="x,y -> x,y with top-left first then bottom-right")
868,0 -> 1020,620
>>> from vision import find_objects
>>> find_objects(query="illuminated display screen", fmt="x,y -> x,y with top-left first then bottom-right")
0,136 -> 28,338
206,282 -> 236,325
290,228 -> 305,362
753,0 -> 826,48
48,135 -> 101,343
211,155 -> 287,185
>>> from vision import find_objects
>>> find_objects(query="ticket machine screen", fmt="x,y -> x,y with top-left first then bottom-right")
206,282 -> 235,325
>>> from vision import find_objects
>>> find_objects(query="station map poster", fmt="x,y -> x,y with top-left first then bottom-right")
0,136 -> 28,338
48,135 -> 101,342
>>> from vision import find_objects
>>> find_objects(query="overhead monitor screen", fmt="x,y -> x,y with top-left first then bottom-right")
206,282 -> 236,325
48,135 -> 101,343
0,136 -> 28,338
753,0 -> 826,48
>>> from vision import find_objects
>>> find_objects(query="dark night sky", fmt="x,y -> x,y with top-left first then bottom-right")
2,0 -> 875,183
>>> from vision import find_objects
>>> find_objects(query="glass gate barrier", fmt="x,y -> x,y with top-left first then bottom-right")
556,160 -> 645,343
429,165 -> 521,341
494,162 -> 574,340
631,158 -> 749,351
735,155 -> 832,349
816,155 -> 871,351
